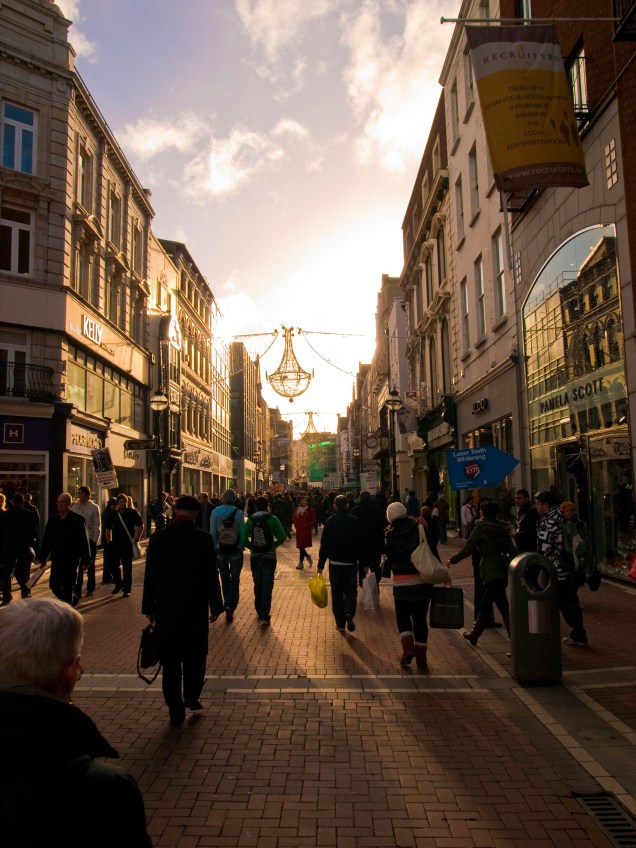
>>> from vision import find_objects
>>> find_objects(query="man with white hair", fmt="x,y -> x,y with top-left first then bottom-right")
0,597 -> 152,846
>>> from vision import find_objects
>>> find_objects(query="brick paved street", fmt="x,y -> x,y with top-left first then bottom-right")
52,531 -> 636,847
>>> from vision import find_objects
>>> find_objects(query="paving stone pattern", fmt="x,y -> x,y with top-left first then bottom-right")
63,530 -> 635,847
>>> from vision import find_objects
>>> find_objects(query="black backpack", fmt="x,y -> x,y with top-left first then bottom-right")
218,508 -> 240,552
251,513 -> 273,553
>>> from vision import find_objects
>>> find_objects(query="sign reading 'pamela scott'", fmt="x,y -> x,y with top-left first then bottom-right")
465,25 -> 588,192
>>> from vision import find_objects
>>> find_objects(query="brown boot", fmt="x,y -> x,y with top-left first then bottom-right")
415,643 -> 428,670
399,634 -> 415,665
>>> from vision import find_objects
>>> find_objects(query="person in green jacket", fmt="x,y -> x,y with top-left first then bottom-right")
447,501 -> 517,646
240,495 -> 287,626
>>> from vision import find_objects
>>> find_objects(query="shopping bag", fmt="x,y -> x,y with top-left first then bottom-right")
26,562 -> 50,590
308,572 -> 328,609
429,586 -> 464,629
137,623 -> 161,684
361,572 -> 379,610
628,555 -> 636,581
411,530 -> 451,584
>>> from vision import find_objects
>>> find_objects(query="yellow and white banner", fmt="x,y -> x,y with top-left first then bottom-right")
465,25 -> 588,191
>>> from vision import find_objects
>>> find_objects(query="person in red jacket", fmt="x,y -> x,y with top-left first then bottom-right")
292,495 -> 317,570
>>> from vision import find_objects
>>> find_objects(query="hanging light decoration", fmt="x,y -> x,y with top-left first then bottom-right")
301,411 -> 319,442
266,326 -> 312,402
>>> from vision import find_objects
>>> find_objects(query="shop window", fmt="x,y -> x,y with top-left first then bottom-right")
2,103 -> 36,174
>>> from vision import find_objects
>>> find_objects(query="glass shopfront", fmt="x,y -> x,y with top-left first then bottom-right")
523,224 -> 634,579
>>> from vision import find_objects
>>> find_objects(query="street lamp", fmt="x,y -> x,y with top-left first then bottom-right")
384,386 -> 402,500
150,390 -> 169,500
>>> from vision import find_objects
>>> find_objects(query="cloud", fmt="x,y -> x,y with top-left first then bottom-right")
341,0 -> 452,174
183,127 -> 285,199
271,118 -> 309,140
118,113 -> 210,159
54,0 -> 97,60
235,0 -> 334,66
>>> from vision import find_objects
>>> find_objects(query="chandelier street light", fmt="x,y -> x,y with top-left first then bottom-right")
149,390 -> 169,501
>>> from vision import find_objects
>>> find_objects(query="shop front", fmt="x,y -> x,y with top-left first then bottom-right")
107,433 -> 146,514
0,415 -> 50,531
180,441 -> 216,496
523,224 -> 634,579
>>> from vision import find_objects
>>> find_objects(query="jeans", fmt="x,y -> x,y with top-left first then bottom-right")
439,524 -> 448,543
250,554 -> 276,620
217,552 -> 244,611
328,562 -> 358,627
394,589 -> 433,643
111,547 -> 133,593
75,539 -> 97,596
476,578 -> 509,626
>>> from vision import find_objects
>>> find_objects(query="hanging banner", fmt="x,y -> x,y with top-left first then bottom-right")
465,25 -> 588,192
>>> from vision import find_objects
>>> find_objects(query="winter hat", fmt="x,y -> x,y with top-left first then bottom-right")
222,489 -> 237,504
386,502 -> 407,523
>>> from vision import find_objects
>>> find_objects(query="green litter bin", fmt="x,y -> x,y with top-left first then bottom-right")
509,553 -> 561,684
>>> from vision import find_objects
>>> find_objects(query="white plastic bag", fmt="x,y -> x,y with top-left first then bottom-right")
361,571 -> 379,610
411,525 -> 450,584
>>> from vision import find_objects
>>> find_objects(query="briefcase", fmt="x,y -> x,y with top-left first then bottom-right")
429,586 -> 464,629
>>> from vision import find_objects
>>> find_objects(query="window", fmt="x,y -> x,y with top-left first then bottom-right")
0,329 -> 27,398
441,319 -> 451,393
421,173 -> 429,205
77,144 -> 92,211
428,338 -> 437,402
568,45 -> 588,122
605,138 -> 618,189
415,272 -> 424,324
425,254 -> 433,307
132,224 -> 144,277
463,47 -> 474,113
432,138 -> 441,174
0,206 -> 31,275
479,0 -> 491,20
468,144 -> 479,220
450,82 -> 460,148
436,227 -> 446,286
2,104 -> 36,174
460,277 -> 470,352
492,228 -> 506,317
74,243 -> 91,300
108,188 -> 122,248
475,256 -> 485,338
455,177 -> 465,243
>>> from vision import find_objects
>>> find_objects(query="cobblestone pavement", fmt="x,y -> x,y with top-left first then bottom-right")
36,530 -> 636,847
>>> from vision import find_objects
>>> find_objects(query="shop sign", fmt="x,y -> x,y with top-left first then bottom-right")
81,315 -> 115,356
70,426 -> 103,455
446,446 -> 519,490
471,398 -> 489,415
91,447 -> 118,488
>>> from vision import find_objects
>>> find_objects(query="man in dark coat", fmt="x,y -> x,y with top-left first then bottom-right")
317,495 -> 362,632
1,492 -> 37,604
514,489 -> 539,552
40,492 -> 91,605
142,494 -> 224,726
351,491 -> 386,590
0,597 -> 152,847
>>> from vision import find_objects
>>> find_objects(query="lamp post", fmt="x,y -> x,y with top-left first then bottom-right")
384,386 -> 402,501
252,446 -> 261,491
150,390 -> 169,500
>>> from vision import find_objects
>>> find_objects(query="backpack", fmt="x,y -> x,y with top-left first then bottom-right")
218,508 -> 239,552
251,513 -> 273,554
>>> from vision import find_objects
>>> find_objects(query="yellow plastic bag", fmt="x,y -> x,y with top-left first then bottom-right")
308,572 -> 328,609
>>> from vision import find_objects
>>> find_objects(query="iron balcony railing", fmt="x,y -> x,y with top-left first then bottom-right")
0,361 -> 57,402
613,0 -> 636,40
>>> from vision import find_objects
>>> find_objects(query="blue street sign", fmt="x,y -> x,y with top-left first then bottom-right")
446,446 -> 519,490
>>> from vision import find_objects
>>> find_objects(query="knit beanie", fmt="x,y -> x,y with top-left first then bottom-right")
386,502 -> 407,523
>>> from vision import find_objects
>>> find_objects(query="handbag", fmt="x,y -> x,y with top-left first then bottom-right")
411,525 -> 450,584
117,511 -> 142,559
361,572 -> 379,610
429,586 -> 464,629
308,572 -> 328,609
137,623 -> 161,684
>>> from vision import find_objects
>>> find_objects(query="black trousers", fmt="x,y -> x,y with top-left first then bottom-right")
160,641 -> 207,709
75,539 -> 97,595
475,578 -> 509,627
111,547 -> 133,593
558,577 -> 587,643
2,549 -> 31,599
49,559 -> 80,604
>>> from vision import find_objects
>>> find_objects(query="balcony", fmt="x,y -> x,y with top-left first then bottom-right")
614,0 -> 636,40
0,362 -> 56,402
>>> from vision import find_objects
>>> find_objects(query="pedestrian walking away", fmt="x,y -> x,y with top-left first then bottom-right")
351,490 -> 386,591
292,495 -> 317,569
1,492 -> 37,604
210,489 -> 245,622
40,493 -> 91,605
240,495 -> 286,626
535,490 -> 588,647
384,501 -> 432,670
71,485 -> 101,598
317,494 -> 361,634
142,494 -> 224,726
0,597 -> 152,847
448,501 -> 516,647
104,493 -> 143,598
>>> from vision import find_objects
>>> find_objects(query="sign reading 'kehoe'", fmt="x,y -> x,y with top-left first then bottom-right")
446,446 -> 519,491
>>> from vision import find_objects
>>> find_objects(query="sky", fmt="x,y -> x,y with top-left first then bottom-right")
57,0 -> 460,435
